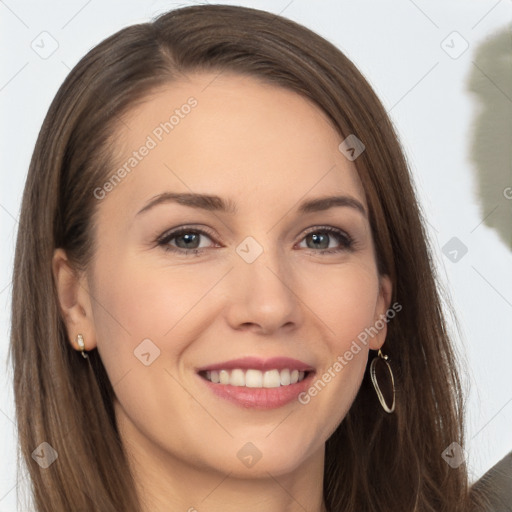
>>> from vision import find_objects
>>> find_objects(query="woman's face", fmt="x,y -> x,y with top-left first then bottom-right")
65,72 -> 392,478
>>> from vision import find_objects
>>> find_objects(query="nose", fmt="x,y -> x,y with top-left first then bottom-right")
224,241 -> 302,335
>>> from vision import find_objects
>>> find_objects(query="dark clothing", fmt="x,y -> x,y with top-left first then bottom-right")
471,451 -> 512,511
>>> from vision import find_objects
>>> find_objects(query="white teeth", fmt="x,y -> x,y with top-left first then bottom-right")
263,369 -> 281,388
219,370 -> 230,385
230,369 -> 245,386
203,368 -> 309,387
245,369 -> 263,388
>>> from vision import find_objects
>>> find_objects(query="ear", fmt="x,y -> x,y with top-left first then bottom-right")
52,248 -> 97,353
369,274 -> 393,351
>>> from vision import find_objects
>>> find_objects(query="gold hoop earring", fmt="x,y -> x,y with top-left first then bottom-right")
370,349 -> 395,413
76,333 -> 88,359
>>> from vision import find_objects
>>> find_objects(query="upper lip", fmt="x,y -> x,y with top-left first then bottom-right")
196,356 -> 315,373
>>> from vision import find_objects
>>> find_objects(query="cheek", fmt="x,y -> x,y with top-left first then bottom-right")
296,262 -> 379,419
301,259 -> 380,345
90,253 -> 212,344
87,252 -> 234,410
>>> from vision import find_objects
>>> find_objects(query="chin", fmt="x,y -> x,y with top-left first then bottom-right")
202,434 -> 322,478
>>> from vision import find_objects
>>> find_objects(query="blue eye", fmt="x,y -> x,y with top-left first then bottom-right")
299,226 -> 354,254
156,225 -> 354,256
157,227 -> 215,256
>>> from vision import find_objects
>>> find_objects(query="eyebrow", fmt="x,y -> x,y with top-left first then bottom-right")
136,192 -> 367,218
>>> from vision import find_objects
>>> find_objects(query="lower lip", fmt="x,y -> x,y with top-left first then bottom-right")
198,372 -> 315,409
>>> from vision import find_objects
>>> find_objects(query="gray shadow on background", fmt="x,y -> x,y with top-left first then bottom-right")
466,22 -> 512,511
466,23 -> 512,251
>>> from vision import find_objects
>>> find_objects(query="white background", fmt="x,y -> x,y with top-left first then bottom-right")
1,1 -> 511,510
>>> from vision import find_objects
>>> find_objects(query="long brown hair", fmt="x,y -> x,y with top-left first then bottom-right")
10,4 -> 476,511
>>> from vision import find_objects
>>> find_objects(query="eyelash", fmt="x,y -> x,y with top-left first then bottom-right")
156,225 -> 355,257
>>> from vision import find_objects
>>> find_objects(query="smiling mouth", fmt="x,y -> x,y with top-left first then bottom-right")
198,368 -> 312,388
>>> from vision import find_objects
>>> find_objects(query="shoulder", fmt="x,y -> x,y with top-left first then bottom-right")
470,451 -> 512,511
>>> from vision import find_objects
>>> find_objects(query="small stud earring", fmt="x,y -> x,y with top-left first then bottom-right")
76,333 -> 88,359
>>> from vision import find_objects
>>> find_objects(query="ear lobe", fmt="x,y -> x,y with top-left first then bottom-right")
369,274 -> 393,351
52,248 -> 97,352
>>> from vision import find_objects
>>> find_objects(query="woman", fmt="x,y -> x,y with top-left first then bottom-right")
10,4 -> 483,511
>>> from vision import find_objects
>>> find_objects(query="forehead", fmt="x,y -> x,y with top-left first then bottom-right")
102,71 -> 367,215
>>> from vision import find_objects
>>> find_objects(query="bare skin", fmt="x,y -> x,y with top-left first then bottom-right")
54,72 -> 392,512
